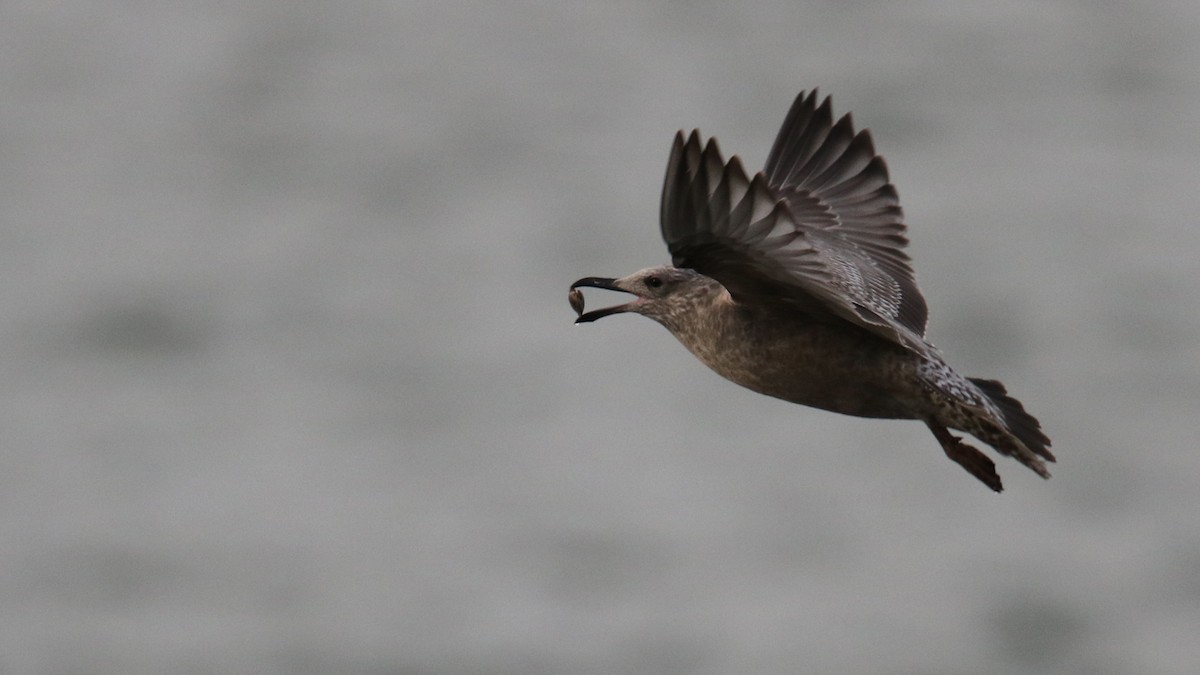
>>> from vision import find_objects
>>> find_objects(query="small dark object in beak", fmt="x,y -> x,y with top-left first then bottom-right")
570,277 -> 633,324
568,288 -> 585,317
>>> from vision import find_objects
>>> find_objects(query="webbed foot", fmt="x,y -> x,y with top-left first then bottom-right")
927,421 -> 1002,492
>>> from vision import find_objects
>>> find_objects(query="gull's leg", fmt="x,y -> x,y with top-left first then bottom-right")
926,421 -> 1003,492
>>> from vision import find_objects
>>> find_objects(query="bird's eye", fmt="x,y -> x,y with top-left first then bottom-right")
645,275 -> 663,289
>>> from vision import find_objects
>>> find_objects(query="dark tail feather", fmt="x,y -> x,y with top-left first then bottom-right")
969,378 -> 1055,462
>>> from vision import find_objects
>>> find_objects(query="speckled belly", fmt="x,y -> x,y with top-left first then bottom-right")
675,317 -> 927,420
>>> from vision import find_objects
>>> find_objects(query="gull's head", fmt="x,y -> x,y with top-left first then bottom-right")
570,266 -> 720,329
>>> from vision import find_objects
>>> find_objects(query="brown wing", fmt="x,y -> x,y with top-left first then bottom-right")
660,91 -> 932,355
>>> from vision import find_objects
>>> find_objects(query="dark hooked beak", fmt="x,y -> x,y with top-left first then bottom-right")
570,277 -> 636,323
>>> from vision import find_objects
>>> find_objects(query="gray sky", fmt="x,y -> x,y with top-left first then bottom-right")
2,2 -> 1198,673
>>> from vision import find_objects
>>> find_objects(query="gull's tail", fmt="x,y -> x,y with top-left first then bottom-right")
926,373 -> 1054,492
969,377 -> 1054,469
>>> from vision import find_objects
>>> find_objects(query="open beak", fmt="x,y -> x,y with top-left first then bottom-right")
570,277 -> 636,323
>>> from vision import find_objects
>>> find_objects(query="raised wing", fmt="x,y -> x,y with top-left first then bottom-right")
660,91 -> 932,355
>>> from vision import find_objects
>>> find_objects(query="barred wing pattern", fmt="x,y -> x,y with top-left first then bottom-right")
660,90 -> 932,356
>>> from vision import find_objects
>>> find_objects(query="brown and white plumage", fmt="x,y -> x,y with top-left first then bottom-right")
571,90 -> 1053,492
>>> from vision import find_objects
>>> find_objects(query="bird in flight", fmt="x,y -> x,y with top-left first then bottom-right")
570,90 -> 1053,491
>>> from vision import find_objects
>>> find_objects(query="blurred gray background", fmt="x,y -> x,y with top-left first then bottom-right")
2,1 -> 1198,673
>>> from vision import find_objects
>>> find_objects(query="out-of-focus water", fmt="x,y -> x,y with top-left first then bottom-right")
2,2 -> 1198,673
